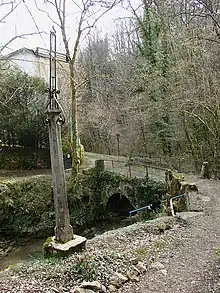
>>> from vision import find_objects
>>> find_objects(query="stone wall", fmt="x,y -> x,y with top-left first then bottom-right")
0,168 -> 165,237
0,175 -> 53,236
68,167 -> 165,229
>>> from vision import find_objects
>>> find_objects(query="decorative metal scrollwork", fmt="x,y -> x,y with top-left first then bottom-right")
45,27 -> 66,126
56,116 -> 65,126
44,117 -> 50,125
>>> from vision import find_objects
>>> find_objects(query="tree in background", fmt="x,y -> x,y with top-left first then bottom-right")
40,0 -> 119,178
75,0 -> 220,176
0,66 -> 48,149
0,0 -> 44,56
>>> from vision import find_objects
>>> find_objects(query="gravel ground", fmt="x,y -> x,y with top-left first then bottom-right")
1,175 -> 220,293
119,177 -> 220,293
1,154 -> 220,293
0,216 -> 181,292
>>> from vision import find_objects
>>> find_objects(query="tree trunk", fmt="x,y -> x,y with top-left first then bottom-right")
69,60 -> 79,178
182,114 -> 199,172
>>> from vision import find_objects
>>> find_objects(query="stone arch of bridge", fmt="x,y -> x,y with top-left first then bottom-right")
105,184 -> 135,217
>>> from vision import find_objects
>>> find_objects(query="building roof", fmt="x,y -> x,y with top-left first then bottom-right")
6,47 -> 67,62
6,47 -> 34,58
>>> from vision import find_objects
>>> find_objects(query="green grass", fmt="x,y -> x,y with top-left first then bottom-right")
134,247 -> 149,259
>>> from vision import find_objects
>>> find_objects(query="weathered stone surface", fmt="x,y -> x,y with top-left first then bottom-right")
68,170 -> 165,232
108,285 -> 117,293
132,265 -> 141,275
43,235 -> 86,257
126,271 -> 140,282
80,281 -> 107,292
201,161 -> 210,179
0,176 -> 53,236
160,269 -> 168,276
130,257 -> 138,265
150,261 -> 165,270
1,164 -> 165,238
109,272 -> 128,288
109,277 -> 120,288
73,287 -> 95,293
136,262 -> 147,273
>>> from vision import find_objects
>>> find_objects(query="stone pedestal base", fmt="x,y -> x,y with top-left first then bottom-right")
43,235 -> 86,258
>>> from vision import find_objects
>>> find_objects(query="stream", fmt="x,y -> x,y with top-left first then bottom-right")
0,217 -> 131,271
0,238 -> 45,271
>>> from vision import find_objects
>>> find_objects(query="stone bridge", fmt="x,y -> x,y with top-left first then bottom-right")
68,160 -> 165,229
0,160 -> 165,237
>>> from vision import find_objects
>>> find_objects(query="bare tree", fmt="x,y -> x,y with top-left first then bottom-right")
39,0 -> 119,178
0,1 -> 44,56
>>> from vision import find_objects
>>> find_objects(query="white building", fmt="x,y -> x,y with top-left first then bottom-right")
6,47 -> 71,122
6,47 -> 67,82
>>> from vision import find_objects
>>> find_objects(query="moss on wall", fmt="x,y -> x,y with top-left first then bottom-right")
0,168 -> 165,237
67,168 -> 165,229
0,175 -> 54,236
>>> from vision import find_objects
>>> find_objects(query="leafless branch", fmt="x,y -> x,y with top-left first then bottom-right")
34,0 -> 61,27
0,0 -> 22,23
81,0 -> 118,34
23,0 -> 48,48
184,110 -> 216,139
0,31 -> 46,55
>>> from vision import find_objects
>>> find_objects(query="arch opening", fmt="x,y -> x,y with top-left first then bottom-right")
106,193 -> 135,218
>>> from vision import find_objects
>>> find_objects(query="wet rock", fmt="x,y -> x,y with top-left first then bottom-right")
79,281 -> 106,292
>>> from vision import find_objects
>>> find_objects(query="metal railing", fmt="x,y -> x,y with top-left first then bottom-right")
170,193 -> 190,216
129,204 -> 153,224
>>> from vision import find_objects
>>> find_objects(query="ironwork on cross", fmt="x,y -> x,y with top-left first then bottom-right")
45,27 -> 65,125
44,27 -> 74,243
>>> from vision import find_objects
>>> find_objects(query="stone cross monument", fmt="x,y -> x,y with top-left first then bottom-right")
45,27 -> 74,243
44,28 -> 86,254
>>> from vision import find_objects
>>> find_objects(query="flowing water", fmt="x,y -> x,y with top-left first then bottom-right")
0,217 -> 131,271
0,238 -> 45,271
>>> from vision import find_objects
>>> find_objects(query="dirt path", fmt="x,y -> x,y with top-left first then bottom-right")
1,175 -> 220,292
83,152 -> 165,181
120,177 -> 220,293
1,153 -> 220,292
81,153 -> 220,293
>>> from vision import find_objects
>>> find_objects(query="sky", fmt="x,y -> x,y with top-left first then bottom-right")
0,0 -> 140,55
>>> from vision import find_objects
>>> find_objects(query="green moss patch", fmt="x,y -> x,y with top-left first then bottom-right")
0,175 -> 54,236
0,168 -> 165,238
68,169 -> 165,229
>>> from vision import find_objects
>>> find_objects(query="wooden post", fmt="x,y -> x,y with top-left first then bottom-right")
45,28 -> 73,243
43,28 -> 86,255
116,133 -> 120,156
145,165 -> 149,179
47,109 -> 74,243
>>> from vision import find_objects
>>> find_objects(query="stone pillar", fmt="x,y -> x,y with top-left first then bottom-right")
201,161 -> 210,179
47,109 -> 74,243
95,159 -> 105,172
